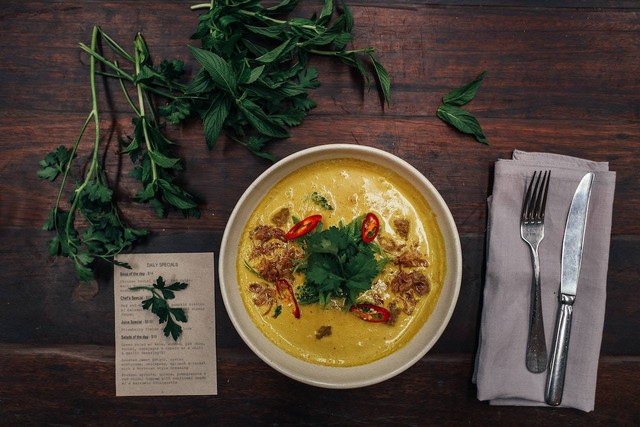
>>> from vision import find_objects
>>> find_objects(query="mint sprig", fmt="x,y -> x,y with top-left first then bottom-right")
170,0 -> 391,157
437,71 -> 488,144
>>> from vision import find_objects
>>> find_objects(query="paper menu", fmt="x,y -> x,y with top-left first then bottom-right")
114,252 -> 217,396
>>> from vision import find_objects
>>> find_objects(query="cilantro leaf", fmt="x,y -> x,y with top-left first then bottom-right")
297,216 -> 384,307
345,251 -> 379,290
310,192 -> 334,210
158,59 -> 185,83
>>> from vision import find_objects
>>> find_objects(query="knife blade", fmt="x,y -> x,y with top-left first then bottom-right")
545,172 -> 595,406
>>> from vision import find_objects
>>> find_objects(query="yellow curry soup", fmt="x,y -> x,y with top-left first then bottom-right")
236,158 -> 446,366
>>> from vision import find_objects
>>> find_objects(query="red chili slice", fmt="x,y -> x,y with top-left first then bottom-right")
276,279 -> 300,319
285,214 -> 322,240
361,212 -> 380,243
350,303 -> 390,323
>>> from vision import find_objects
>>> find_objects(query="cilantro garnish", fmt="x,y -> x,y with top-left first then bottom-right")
130,276 -> 188,341
273,305 -> 282,318
295,215 -> 387,308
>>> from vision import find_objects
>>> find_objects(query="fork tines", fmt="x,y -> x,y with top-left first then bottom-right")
522,170 -> 551,224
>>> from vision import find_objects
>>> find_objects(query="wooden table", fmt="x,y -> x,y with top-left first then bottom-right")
1,1 -> 638,425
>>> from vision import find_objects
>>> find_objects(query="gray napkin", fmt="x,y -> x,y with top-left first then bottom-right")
474,150 -> 616,412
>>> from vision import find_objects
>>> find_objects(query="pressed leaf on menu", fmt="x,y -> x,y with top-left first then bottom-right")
130,276 -> 189,341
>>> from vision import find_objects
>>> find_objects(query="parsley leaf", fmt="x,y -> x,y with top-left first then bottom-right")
130,276 -> 189,341
37,146 -> 72,182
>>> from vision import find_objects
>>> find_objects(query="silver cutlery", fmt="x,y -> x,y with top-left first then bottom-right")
545,172 -> 595,406
520,170 -> 551,374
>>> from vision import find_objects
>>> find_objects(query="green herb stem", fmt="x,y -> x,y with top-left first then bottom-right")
190,3 -> 211,11
116,66 -> 142,116
238,9 -> 321,32
62,26 -> 103,260
80,30 -> 190,99
79,42 -> 135,84
133,36 -> 159,185
308,46 -> 376,57
141,84 -> 187,101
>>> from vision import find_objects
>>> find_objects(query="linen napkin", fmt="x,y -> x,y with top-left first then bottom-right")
474,150 -> 616,412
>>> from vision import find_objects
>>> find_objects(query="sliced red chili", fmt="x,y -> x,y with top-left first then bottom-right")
350,303 -> 390,323
361,212 -> 380,243
275,279 -> 300,319
285,214 -> 322,240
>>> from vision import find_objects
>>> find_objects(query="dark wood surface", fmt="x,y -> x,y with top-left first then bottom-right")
1,1 -> 639,425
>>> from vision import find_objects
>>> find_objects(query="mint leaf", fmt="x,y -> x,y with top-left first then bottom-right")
255,38 -> 296,64
188,46 -> 237,95
238,98 -> 290,139
148,148 -> 180,168
157,179 -> 199,211
202,94 -> 231,149
437,71 -> 489,144
369,53 -> 391,106
442,71 -> 486,106
437,104 -> 488,144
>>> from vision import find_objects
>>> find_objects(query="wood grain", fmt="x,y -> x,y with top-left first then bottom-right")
1,344 -> 639,426
1,0 -> 639,424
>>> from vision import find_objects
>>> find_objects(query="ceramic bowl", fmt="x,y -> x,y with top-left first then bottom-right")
219,144 -> 462,388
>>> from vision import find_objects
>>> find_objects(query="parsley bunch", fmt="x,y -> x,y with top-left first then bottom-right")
130,276 -> 189,341
295,215 -> 387,308
83,30 -> 201,218
39,26 -> 199,281
162,0 -> 391,159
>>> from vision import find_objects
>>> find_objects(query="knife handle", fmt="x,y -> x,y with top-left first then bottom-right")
545,293 -> 575,406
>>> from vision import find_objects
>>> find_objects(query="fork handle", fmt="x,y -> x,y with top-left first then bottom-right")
526,247 -> 548,373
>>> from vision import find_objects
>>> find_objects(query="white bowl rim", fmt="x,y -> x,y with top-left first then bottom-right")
219,144 -> 462,388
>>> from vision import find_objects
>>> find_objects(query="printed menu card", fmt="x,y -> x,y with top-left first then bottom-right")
114,252 -> 217,396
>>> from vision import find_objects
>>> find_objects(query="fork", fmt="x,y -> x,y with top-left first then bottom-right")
521,170 -> 551,374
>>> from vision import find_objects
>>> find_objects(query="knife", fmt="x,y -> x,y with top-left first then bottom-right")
544,172 -> 595,406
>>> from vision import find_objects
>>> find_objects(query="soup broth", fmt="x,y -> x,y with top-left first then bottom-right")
236,158 -> 446,366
